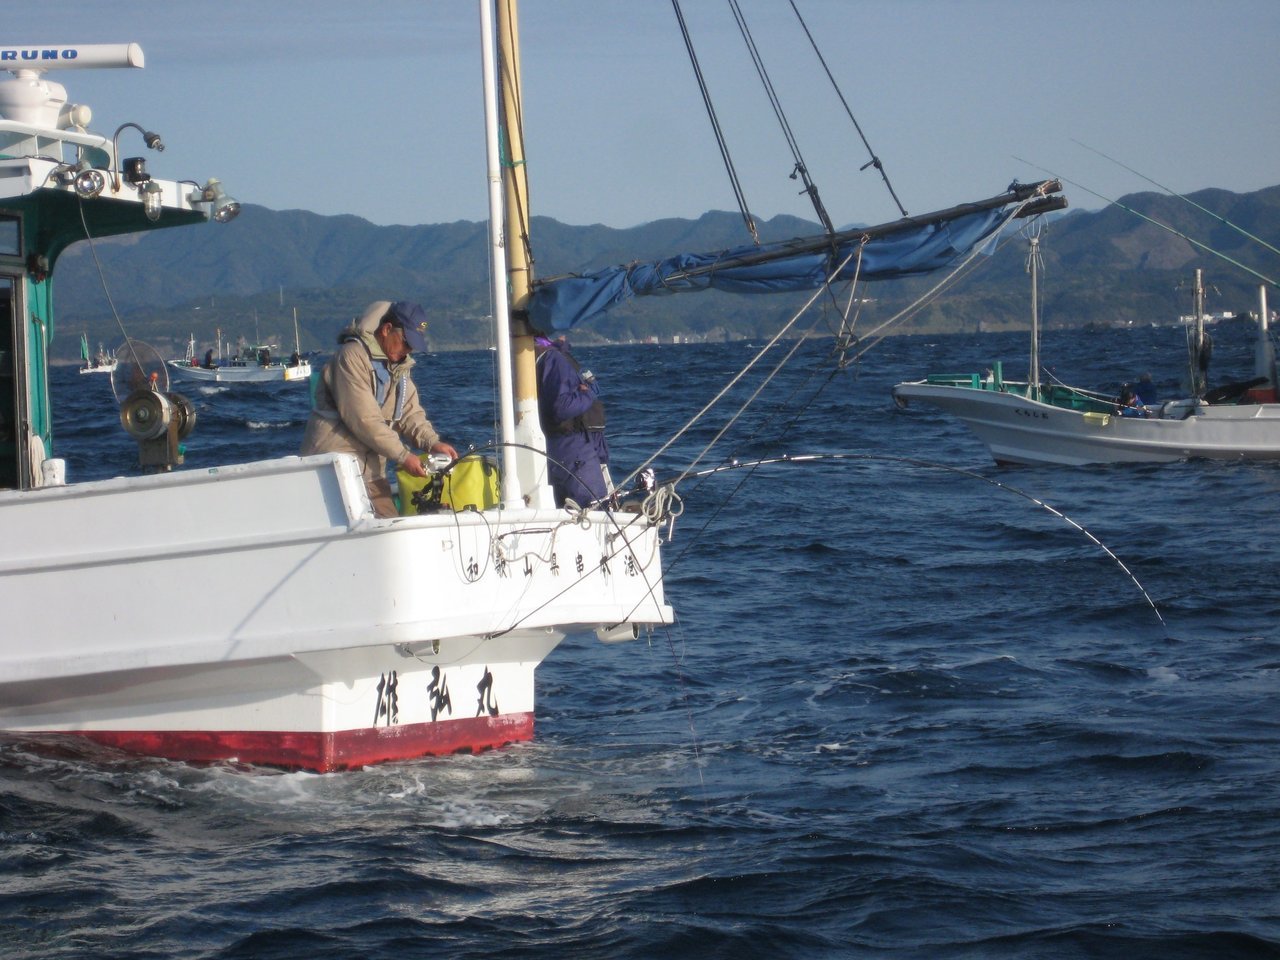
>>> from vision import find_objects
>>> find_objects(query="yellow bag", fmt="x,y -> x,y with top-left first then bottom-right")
397,454 -> 500,516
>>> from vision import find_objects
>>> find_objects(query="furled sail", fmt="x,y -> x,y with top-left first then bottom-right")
528,180 -> 1064,331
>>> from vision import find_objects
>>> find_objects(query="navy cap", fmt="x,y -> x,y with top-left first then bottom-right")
387,301 -> 429,353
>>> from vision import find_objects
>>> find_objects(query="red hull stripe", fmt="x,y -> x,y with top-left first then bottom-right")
72,713 -> 535,772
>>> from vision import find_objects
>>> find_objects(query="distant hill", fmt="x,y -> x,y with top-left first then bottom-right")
49,184 -> 1280,361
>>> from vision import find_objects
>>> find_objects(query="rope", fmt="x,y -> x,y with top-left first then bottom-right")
671,0 -> 759,243
787,0 -> 908,217
727,0 -> 835,235
616,250 -> 856,492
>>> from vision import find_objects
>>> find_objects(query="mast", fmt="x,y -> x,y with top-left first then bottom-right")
480,0 -> 520,506
1027,234 -> 1041,400
1189,268 -> 1207,397
494,0 -> 553,508
1256,285 -> 1277,397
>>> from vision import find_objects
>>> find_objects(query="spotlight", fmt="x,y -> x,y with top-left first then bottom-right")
142,181 -> 163,222
74,168 -> 106,199
187,178 -> 241,223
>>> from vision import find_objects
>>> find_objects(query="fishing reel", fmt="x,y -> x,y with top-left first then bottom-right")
120,386 -> 196,471
111,339 -> 196,472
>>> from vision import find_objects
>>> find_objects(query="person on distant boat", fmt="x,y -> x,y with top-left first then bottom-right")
203,348 -> 216,369
301,300 -> 458,517
534,333 -> 611,508
1134,372 -> 1158,406
1116,384 -> 1149,418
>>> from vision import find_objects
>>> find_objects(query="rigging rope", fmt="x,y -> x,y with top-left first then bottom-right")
787,0 -> 908,217
726,0 -> 835,236
671,0 -> 760,243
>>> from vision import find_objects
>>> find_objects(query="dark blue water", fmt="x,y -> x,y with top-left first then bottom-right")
4,321 -> 1279,959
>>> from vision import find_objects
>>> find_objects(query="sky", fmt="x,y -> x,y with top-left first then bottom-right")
10,0 -> 1280,231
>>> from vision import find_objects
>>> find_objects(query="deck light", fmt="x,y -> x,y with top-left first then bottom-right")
123,156 -> 151,185
142,180 -> 163,222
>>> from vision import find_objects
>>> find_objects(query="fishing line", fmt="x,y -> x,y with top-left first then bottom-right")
1013,157 -> 1279,288
1070,138 -> 1280,260
76,198 -> 147,371
644,451 -> 1170,636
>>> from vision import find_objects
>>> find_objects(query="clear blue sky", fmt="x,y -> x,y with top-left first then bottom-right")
13,1 -> 1280,230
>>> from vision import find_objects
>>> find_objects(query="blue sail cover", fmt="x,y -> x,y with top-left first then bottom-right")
528,205 -> 1008,331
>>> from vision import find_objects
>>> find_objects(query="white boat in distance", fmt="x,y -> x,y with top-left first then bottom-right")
893,253 -> 1280,465
0,30 -> 672,771
78,333 -> 117,374
169,333 -> 312,384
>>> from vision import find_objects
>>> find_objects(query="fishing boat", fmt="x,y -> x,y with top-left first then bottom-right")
892,238 -> 1280,465
0,10 -> 1065,771
78,332 -> 117,374
0,34 -> 673,771
169,332 -> 312,384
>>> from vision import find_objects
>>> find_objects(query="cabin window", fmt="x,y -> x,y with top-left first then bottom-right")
0,216 -> 18,257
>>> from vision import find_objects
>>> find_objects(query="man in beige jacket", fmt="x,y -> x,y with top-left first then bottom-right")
301,300 -> 458,517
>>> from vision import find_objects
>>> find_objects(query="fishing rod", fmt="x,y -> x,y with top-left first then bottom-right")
1014,156 -> 1278,289
640,451 -> 1169,635
1071,139 -> 1280,260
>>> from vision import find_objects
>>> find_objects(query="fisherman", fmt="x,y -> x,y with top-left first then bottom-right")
1116,384 -> 1149,418
300,300 -> 458,517
534,333 -> 610,508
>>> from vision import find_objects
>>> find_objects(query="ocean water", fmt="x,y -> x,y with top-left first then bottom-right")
3,319 -> 1279,959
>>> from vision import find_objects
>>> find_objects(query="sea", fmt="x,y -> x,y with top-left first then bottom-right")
3,316 -> 1278,959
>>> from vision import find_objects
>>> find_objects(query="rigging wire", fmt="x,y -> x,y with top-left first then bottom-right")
671,0 -> 760,243
726,0 -> 835,235
787,0 -> 908,217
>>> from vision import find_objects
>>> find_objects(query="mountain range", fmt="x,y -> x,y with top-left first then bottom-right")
51,183 -> 1280,361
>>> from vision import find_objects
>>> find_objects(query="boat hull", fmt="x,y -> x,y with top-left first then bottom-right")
0,454 -> 671,770
168,359 -> 312,384
892,381 -> 1280,466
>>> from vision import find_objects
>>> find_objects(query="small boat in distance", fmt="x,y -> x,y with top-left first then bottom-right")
169,332 -> 312,384
78,333 -> 117,375
892,253 -> 1280,465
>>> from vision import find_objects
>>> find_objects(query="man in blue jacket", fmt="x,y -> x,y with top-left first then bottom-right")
534,335 -> 610,508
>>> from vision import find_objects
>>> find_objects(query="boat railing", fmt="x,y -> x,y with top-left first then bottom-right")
923,371 -> 1117,413
0,119 -> 110,165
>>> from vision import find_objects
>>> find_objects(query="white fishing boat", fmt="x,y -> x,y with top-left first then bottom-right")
0,9 -> 1064,771
892,241 -> 1280,465
169,332 -> 312,384
0,31 -> 673,771
78,332 -> 117,374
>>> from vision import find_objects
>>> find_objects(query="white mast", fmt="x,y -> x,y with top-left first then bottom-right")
480,0 -> 521,507
491,0 -> 553,508
1027,233 -> 1041,400
1256,285 -> 1276,395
